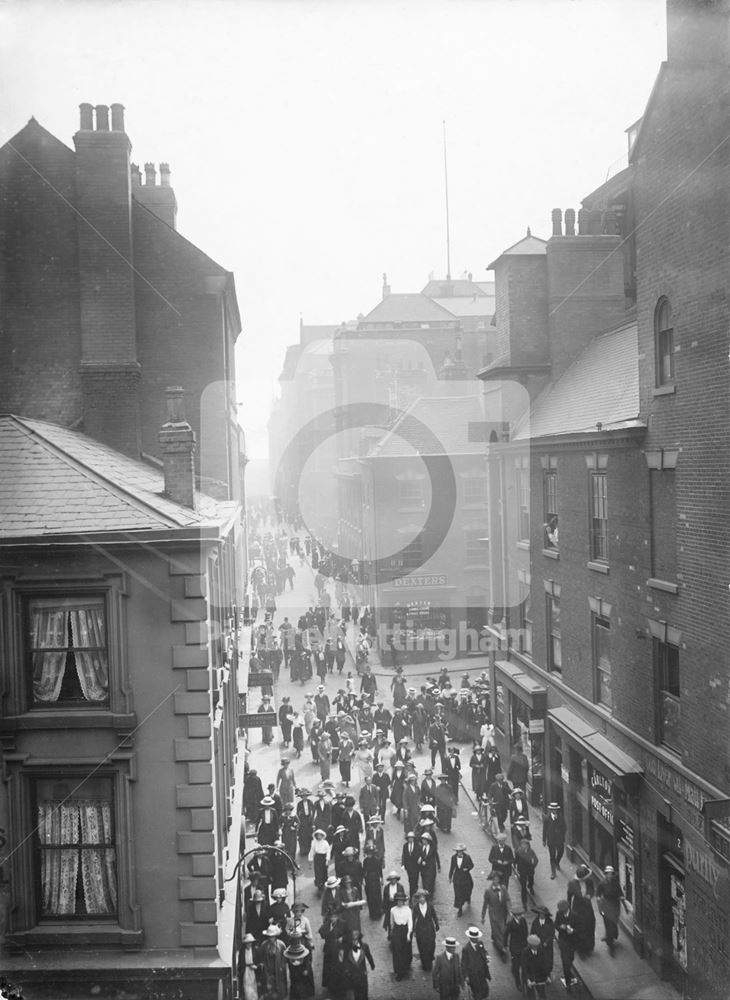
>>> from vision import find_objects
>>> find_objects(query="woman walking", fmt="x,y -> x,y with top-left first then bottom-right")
362,843 -> 383,919
412,888 -> 439,971
388,889 -> 414,981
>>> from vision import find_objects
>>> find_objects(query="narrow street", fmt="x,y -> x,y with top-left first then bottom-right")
244,541 -> 585,1000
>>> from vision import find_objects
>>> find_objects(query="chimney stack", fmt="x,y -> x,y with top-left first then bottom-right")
144,162 -> 156,185
110,103 -> 125,132
134,160 -> 177,228
74,99 -> 140,459
382,272 -> 391,298
159,387 -> 196,509
131,163 -> 142,185
159,162 -> 171,186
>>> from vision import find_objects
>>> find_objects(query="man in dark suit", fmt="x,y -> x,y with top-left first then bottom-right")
340,929 -> 375,1000
432,937 -> 464,999
460,926 -> 491,1000
401,831 -> 420,899
542,802 -> 566,878
244,887 -> 270,941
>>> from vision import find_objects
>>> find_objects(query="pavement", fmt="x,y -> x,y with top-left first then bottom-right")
242,541 -> 681,1000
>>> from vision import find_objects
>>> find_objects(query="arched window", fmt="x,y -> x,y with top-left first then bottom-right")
655,298 -> 674,386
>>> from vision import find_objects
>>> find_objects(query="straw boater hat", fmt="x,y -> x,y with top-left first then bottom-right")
548,802 -> 561,810
324,876 -> 341,890
604,865 -> 616,874
466,927 -> 483,941
283,933 -> 309,962
260,796 -> 275,807
444,937 -> 458,950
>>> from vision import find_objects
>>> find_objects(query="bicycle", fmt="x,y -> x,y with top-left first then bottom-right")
478,795 -> 501,840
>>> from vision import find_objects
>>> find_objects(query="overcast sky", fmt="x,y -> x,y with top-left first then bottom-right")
1,0 -> 667,458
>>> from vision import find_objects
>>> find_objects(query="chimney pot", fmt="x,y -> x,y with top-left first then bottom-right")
144,162 -> 156,185
551,208 -> 563,237
131,163 -> 142,185
159,387 -> 196,509
79,103 -> 94,130
564,208 -> 576,236
95,105 -> 110,131
577,208 -> 589,235
159,162 -> 171,186
110,103 -> 125,131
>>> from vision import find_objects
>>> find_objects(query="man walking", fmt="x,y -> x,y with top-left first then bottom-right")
432,937 -> 464,1000
542,802 -> 566,879
460,926 -> 491,1000
597,865 -> 627,955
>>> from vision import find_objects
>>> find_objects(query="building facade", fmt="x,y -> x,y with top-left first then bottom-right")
479,5 -> 730,997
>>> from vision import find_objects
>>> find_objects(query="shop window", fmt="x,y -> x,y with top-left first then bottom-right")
543,465 -> 558,550
465,527 -> 488,566
26,596 -> 109,708
655,297 -> 674,386
593,614 -> 612,710
36,776 -> 117,919
516,459 -> 530,542
655,638 -> 681,753
590,472 -> 609,562
546,595 -> 562,674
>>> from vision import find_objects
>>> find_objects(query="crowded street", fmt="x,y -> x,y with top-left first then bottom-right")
239,514 -> 667,1000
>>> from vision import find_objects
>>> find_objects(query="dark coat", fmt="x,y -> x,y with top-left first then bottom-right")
460,941 -> 491,999
448,852 -> 474,908
432,951 -> 463,999
341,943 -> 375,997
542,811 -> 566,848
412,901 -> 439,969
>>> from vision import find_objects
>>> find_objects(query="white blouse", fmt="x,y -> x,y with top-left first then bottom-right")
390,905 -> 413,932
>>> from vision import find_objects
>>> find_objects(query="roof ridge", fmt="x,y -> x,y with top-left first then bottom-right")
13,417 -> 191,528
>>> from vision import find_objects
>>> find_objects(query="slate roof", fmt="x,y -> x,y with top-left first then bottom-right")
421,279 -> 490,298
488,233 -> 548,269
431,296 -> 495,318
370,392 -> 486,458
513,323 -> 644,440
0,416 -> 235,539
359,294 -> 457,326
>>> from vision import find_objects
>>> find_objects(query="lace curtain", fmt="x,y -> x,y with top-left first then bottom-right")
31,604 -> 109,703
37,798 -> 117,917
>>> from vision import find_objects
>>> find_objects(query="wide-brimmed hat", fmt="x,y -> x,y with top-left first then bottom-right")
291,901 -> 309,911
334,825 -> 347,835
420,804 -> 436,813
324,876 -> 340,888
272,888 -> 288,899
367,816 -> 383,825
406,831 -> 415,839
424,768 -> 433,775
511,788 -> 524,797
263,925 -> 281,937
454,844 -> 467,852
421,832 -> 433,841
386,871 -> 401,881
260,796 -> 275,806
496,832 -> 507,842
342,846 -> 356,857
419,818 -> 434,827
313,828 -> 327,839
527,934 -> 541,947
280,757 -> 290,765
414,889 -> 429,899
297,787 -> 311,797
533,905 -> 550,916
394,889 -> 407,902
466,926 -> 483,940
242,932 -> 256,944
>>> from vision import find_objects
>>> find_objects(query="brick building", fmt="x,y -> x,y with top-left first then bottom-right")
479,3 -> 730,997
0,104 -> 247,998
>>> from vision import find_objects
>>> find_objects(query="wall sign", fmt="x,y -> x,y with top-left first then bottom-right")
239,712 -> 277,729
392,574 -> 448,588
617,816 -> 635,852
591,770 -> 614,826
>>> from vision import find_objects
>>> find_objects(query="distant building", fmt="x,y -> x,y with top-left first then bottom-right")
479,4 -> 730,996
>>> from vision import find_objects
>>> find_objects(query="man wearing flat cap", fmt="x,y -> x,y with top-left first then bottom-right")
432,937 -> 464,1000
460,926 -> 491,1000
521,933 -> 551,998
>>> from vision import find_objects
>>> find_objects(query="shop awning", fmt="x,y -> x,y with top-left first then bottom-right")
549,706 -> 643,791
495,660 -> 547,711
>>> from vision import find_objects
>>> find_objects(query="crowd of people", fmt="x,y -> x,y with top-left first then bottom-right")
240,511 -> 629,999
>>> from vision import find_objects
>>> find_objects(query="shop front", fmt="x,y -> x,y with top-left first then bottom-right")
494,660 -> 547,806
380,576 -> 455,663
548,706 -> 642,937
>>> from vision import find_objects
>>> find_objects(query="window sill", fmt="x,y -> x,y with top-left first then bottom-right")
587,561 -> 609,575
542,548 -> 559,560
653,384 -> 676,397
516,541 -> 530,551
10,925 -> 144,949
0,711 -> 137,732
648,578 -> 679,595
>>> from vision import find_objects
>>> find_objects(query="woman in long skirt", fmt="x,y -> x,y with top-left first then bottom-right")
568,876 -> 596,958
240,933 -> 259,1000
309,829 -> 330,892
411,889 -> 439,971
362,845 -> 383,919
292,714 -> 305,758
481,876 -> 511,957
390,763 -> 406,818
388,891 -> 414,981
